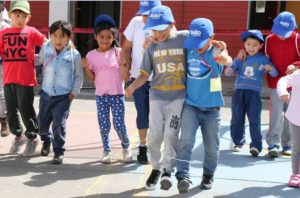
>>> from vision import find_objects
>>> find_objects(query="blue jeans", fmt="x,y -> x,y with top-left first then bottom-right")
230,89 -> 262,151
176,104 -> 221,180
131,78 -> 150,130
38,91 -> 71,155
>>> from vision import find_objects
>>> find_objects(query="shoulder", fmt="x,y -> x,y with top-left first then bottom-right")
175,30 -> 189,38
127,16 -> 143,27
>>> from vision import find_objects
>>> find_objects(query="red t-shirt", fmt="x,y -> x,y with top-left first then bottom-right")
0,26 -> 45,86
265,32 -> 300,88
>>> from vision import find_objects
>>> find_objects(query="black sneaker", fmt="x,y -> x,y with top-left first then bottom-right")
52,154 -> 64,164
41,142 -> 51,156
160,169 -> 172,190
200,174 -> 214,190
177,178 -> 190,194
145,169 -> 161,190
137,145 -> 149,164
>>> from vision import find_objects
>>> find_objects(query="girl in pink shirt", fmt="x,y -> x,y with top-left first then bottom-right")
82,15 -> 132,164
277,69 -> 300,188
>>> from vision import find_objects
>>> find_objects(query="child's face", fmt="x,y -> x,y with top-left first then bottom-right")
244,37 -> 263,56
276,34 -> 288,41
95,29 -> 115,52
9,10 -> 30,28
152,24 -> 173,42
50,29 -> 70,52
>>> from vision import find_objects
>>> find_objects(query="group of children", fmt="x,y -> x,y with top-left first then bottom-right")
0,0 -> 300,194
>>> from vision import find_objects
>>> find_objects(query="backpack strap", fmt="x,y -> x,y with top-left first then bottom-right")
296,33 -> 300,57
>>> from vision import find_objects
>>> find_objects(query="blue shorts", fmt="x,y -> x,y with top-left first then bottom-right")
130,78 -> 150,129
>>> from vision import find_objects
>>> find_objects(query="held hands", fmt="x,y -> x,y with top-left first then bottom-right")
237,48 -> 247,61
280,94 -> 290,102
125,85 -> 135,97
81,58 -> 89,69
119,57 -> 131,81
264,64 -> 273,72
211,40 -> 227,50
286,64 -> 298,75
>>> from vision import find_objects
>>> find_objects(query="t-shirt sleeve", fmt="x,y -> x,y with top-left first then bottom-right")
123,17 -> 137,42
31,27 -> 45,47
140,44 -> 153,76
86,51 -> 94,72
231,57 -> 241,73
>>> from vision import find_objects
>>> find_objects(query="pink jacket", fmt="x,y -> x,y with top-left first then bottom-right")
277,70 -> 300,126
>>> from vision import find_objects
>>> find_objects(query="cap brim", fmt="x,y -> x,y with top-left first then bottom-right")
271,26 -> 293,38
241,32 -> 264,42
143,24 -> 169,31
10,7 -> 30,14
183,37 -> 210,49
136,10 -> 150,16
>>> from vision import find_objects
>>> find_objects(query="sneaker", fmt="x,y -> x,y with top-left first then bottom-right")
9,135 -> 27,154
177,178 -> 190,194
249,147 -> 259,157
101,151 -> 112,164
282,146 -> 292,156
268,145 -> 280,158
160,169 -> 172,190
0,119 -> 10,137
200,174 -> 214,190
23,138 -> 39,156
288,174 -> 300,188
52,154 -> 64,164
137,145 -> 149,164
145,169 -> 161,190
123,149 -> 133,163
41,142 -> 51,156
232,145 -> 243,152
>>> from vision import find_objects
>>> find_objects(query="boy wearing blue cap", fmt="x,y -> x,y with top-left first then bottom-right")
119,0 -> 161,165
225,30 -> 278,157
175,18 -> 232,193
265,11 -> 300,158
125,5 -> 188,191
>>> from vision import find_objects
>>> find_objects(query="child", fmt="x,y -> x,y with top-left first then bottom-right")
83,14 -> 132,164
36,20 -> 83,164
125,5 -> 188,191
277,69 -> 300,188
175,18 -> 232,193
225,30 -> 278,157
119,0 -> 162,165
238,11 -> 300,158
0,0 -> 10,137
0,0 -> 46,156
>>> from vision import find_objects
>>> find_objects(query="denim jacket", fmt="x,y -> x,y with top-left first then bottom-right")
37,41 -> 83,96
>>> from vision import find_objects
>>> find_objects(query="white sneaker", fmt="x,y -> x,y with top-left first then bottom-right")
101,151 -> 112,164
123,149 -> 133,163
23,138 -> 39,156
9,135 -> 27,154
232,145 -> 243,152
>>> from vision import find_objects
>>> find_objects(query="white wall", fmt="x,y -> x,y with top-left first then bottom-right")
49,1 -> 69,25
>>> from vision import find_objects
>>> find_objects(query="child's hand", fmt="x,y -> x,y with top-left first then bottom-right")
69,93 -> 75,102
224,67 -> 233,76
119,63 -> 131,81
280,94 -> 290,102
211,40 -> 227,50
125,86 -> 135,97
237,48 -> 247,61
81,58 -> 89,69
264,64 -> 273,72
286,64 -> 298,75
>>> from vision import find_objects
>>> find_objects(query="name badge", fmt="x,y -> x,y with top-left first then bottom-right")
210,77 -> 222,92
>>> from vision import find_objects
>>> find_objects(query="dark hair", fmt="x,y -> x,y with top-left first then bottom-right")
94,21 -> 119,47
50,20 -> 72,37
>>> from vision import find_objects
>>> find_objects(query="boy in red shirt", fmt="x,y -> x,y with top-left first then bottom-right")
0,0 -> 45,156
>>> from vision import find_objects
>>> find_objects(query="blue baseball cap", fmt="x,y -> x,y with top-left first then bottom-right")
184,18 -> 214,49
143,5 -> 174,31
241,29 -> 264,42
94,14 -> 116,32
271,11 -> 297,38
136,0 -> 161,16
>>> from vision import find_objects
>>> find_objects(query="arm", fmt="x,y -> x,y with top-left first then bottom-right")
81,57 -> 95,81
125,71 -> 149,97
277,76 -> 291,102
119,38 -> 132,81
215,49 -> 233,66
70,53 -> 84,100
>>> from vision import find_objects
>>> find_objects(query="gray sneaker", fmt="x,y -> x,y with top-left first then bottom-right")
177,178 -> 190,194
9,135 -> 27,154
23,138 -> 39,156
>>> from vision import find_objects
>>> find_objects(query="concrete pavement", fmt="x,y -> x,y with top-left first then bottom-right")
0,88 -> 299,198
